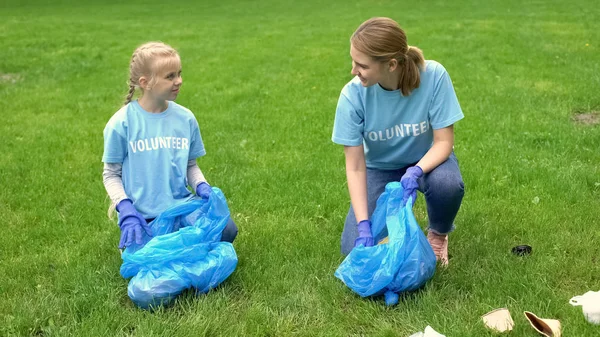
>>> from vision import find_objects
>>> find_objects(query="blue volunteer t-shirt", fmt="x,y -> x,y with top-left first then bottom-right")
102,100 -> 206,218
332,60 -> 464,170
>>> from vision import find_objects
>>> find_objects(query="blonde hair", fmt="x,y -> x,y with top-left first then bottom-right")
124,41 -> 181,105
351,17 -> 425,96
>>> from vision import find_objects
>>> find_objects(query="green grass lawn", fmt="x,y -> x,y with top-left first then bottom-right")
1,0 -> 599,335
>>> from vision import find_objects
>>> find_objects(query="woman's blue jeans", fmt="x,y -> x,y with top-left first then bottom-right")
340,153 -> 464,255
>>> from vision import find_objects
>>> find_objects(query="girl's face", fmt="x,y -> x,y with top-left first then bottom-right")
350,44 -> 386,87
146,56 -> 183,101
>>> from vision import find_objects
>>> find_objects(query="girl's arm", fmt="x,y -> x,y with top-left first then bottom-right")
186,159 -> 207,190
102,163 -> 128,212
344,145 -> 369,223
416,125 -> 455,173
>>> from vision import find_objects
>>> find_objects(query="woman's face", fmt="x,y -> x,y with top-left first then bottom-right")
350,44 -> 386,87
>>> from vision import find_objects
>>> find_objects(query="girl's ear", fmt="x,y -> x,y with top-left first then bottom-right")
139,76 -> 150,90
388,59 -> 398,72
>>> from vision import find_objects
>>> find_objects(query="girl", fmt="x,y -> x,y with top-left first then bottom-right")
332,18 -> 464,265
102,41 -> 237,249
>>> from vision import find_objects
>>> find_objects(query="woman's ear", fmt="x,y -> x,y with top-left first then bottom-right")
388,59 -> 398,72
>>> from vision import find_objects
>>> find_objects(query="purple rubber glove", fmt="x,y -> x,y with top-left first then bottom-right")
401,165 -> 423,207
195,182 -> 211,200
354,220 -> 374,248
116,199 -> 152,249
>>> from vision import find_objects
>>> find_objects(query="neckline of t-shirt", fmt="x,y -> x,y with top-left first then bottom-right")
374,83 -> 403,96
133,100 -> 174,119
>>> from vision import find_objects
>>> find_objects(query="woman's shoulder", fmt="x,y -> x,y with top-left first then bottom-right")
423,60 -> 449,75
341,76 -> 365,97
343,76 -> 363,89
420,60 -> 454,88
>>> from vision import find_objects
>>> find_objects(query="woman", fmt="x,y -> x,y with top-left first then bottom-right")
332,17 -> 464,265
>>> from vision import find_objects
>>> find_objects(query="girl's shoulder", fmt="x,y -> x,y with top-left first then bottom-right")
167,101 -> 201,128
105,103 -> 132,130
168,101 -> 196,118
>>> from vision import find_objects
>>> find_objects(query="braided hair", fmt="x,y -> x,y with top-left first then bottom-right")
123,42 -> 180,105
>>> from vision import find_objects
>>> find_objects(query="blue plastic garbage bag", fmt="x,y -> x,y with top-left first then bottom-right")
334,182 -> 436,305
120,187 -> 238,309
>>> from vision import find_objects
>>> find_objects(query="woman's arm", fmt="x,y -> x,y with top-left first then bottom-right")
344,145 -> 369,223
416,125 -> 455,173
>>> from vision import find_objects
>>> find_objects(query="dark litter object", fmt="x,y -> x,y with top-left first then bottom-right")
511,245 -> 532,256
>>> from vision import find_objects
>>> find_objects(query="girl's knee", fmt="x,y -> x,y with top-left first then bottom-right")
221,218 -> 238,243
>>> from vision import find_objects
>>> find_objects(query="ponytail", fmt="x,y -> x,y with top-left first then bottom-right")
351,17 -> 425,96
398,46 -> 425,96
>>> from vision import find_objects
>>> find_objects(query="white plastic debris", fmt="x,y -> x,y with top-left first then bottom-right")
570,290 -> 600,325
408,325 -> 446,337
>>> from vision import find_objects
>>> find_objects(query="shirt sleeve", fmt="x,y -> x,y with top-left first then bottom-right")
189,118 -> 206,159
102,118 -> 128,163
187,159 -> 206,189
332,92 -> 364,146
102,163 -> 128,206
428,66 -> 464,129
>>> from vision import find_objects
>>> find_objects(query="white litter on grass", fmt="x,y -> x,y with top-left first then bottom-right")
481,308 -> 515,332
570,290 -> 600,325
408,325 -> 446,337
0,73 -> 21,84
